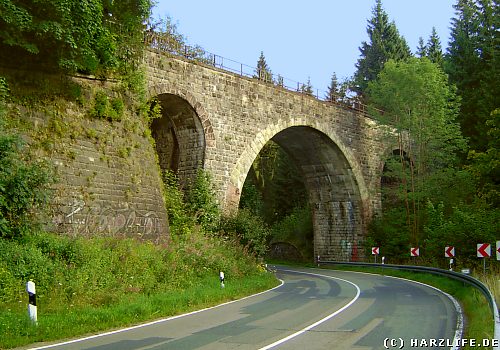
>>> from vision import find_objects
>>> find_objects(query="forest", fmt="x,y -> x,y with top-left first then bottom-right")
0,0 -> 498,266
0,1 -> 497,346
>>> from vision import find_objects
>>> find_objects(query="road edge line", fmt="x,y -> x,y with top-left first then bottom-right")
28,279 -> 285,349
258,269 -> 361,350
323,268 -> 464,350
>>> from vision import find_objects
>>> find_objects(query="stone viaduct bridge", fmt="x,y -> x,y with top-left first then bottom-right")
143,49 -> 394,261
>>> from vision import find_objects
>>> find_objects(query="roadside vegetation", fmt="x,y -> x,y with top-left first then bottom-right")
0,0 -> 498,348
0,153 -> 276,348
0,2 -> 276,347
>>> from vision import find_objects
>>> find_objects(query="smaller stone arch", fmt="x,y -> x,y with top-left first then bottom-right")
148,83 -> 216,148
149,91 -> 208,183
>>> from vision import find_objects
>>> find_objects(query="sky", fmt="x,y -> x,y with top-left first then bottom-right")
152,1 -> 456,96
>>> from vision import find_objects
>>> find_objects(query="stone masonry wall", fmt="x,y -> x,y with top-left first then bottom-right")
6,75 -> 169,242
144,51 -> 394,260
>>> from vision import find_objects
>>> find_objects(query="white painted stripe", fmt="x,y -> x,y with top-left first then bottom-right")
317,268 -> 464,350
383,274 -> 464,350
258,269 -> 361,350
28,279 -> 285,349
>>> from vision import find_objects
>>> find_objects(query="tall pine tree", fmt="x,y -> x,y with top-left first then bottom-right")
353,0 -> 411,96
446,0 -> 498,152
255,51 -> 272,83
326,73 -> 340,102
416,37 -> 427,57
426,27 -> 444,66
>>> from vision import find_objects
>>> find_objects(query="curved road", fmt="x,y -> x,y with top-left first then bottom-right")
29,266 -> 461,350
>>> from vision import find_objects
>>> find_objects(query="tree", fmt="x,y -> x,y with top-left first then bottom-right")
368,57 -> 466,246
445,0 -> 498,152
326,73 -> 340,102
353,0 -> 411,96
276,74 -> 284,87
467,108 -> 500,205
426,27 -> 444,66
255,51 -> 272,82
300,77 -> 314,96
0,0 -> 153,75
416,37 -> 427,57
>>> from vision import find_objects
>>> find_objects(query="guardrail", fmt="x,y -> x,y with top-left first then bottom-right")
319,260 -> 500,348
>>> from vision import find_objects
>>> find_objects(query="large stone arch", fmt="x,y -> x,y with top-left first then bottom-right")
228,122 -> 368,261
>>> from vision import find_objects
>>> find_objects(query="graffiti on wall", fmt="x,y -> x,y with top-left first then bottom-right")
52,199 -> 164,237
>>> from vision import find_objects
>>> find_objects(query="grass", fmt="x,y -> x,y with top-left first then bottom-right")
0,232 -> 278,349
0,273 -> 277,349
323,264 -> 496,350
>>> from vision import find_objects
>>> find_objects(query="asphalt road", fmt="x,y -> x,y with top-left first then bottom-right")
29,266 -> 461,350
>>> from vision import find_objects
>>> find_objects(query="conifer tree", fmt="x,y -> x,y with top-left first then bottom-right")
353,0 -> 411,96
426,27 -> 444,66
416,37 -> 427,57
326,73 -> 340,102
446,0 -> 498,151
255,51 -> 272,83
301,77 -> 314,96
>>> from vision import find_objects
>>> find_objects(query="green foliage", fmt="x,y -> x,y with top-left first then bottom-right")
163,169 -> 271,258
0,0 -> 153,75
242,141 -> 307,224
184,170 -> 221,232
424,200 -> 500,265
162,170 -> 192,236
163,169 -> 221,235
467,108 -> 500,205
325,73 -> 353,103
368,57 -> 466,209
445,0 -> 499,152
219,209 -> 271,258
255,51 -> 272,82
90,90 -> 124,121
425,27 -> 444,66
300,77 -> 314,96
270,206 -> 313,260
0,79 -> 54,238
354,0 -> 411,95
366,209 -> 413,260
239,182 -> 265,217
240,141 -> 311,259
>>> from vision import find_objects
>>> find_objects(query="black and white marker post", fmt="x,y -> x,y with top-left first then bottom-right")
26,280 -> 37,324
219,271 -> 225,288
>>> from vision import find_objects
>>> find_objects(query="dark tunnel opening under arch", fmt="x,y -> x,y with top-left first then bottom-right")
240,126 -> 365,262
150,93 -> 205,184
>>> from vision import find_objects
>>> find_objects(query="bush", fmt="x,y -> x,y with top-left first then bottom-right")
219,209 -> 270,258
163,169 -> 221,235
270,206 -> 313,260
424,200 -> 500,266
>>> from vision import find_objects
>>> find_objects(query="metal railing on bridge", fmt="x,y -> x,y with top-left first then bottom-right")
144,31 -> 375,118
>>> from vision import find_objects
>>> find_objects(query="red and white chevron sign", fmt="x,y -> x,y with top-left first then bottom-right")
477,243 -> 491,258
410,247 -> 419,257
371,247 -> 379,255
444,246 -> 455,258
497,241 -> 500,261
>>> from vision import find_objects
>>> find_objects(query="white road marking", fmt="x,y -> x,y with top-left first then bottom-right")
316,268 -> 464,350
28,279 -> 285,349
258,269 -> 361,350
